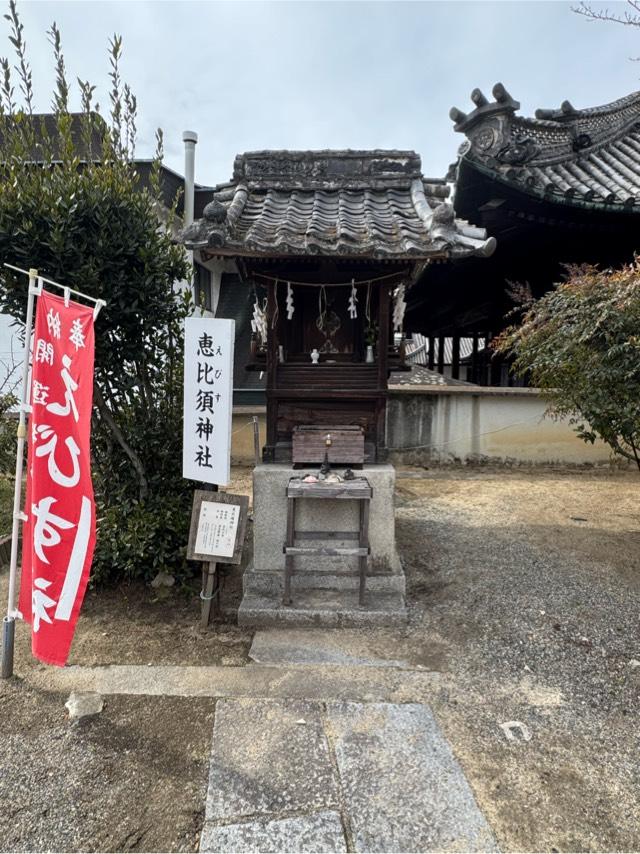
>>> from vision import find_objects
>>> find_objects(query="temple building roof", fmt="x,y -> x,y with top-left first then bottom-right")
181,150 -> 496,260
449,83 -> 640,211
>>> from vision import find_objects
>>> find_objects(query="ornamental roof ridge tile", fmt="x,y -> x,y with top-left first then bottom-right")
534,90 -> 640,121
450,83 -> 640,211
182,149 -> 495,261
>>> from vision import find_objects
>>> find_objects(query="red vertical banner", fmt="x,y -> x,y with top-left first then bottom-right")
19,290 -> 96,666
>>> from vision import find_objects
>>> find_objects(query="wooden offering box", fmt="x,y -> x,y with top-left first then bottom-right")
292,425 -> 365,465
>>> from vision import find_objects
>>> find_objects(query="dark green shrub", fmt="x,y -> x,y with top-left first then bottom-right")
0,3 -> 197,582
495,261 -> 640,470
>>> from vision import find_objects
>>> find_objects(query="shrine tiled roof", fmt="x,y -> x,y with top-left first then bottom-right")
449,83 -> 640,211
181,150 -> 496,260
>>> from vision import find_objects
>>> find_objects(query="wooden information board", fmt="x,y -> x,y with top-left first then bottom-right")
187,491 -> 249,628
188,491 -> 248,564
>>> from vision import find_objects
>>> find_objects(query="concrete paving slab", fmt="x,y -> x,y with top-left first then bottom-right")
205,699 -> 339,821
249,629 -> 411,668
200,811 -> 347,853
327,702 -> 498,853
24,663 -> 443,703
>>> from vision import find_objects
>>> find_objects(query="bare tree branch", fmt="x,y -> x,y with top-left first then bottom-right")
572,0 -> 640,26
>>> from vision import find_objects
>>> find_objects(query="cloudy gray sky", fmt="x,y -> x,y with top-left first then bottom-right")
10,0 -> 640,187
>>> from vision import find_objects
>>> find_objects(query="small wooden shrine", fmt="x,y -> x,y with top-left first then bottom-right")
183,149 -> 494,462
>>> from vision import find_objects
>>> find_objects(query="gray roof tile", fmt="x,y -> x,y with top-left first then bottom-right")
182,150 -> 495,260
450,83 -> 640,211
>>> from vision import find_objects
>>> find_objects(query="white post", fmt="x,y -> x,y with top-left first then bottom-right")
182,130 -> 198,229
183,130 -> 199,308
2,268 -> 38,678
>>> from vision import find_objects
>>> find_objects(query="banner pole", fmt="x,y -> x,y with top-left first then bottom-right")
2,268 -> 38,679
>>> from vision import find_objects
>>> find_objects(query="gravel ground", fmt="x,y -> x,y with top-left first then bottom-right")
0,679 -> 214,852
1,466 -> 638,852
395,467 -> 640,852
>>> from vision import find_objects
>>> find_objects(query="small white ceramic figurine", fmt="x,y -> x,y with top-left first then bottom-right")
310,349 -> 320,364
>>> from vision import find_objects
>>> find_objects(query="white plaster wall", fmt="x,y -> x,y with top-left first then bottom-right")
388,389 -> 613,466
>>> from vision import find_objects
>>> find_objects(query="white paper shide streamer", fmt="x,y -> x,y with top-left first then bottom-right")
286,281 -> 295,320
393,284 -> 407,333
251,297 -> 268,346
348,279 -> 358,319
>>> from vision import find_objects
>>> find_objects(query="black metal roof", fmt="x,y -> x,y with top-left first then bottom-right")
0,112 -> 107,162
181,150 -> 495,261
449,83 -> 640,212
0,112 -> 215,218
133,160 -> 213,218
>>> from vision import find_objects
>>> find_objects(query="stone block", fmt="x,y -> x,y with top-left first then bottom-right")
242,565 -> 406,596
327,702 -> 498,852
249,629 -> 412,668
252,463 -> 402,574
238,590 -> 407,629
204,698 -> 339,822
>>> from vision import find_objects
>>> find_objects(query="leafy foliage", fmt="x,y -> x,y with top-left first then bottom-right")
0,473 -> 12,537
0,2 -> 196,581
494,262 -> 640,469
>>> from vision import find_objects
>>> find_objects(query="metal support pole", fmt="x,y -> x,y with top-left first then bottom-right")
200,561 -> 217,629
1,617 -> 15,679
252,415 -> 260,466
2,268 -> 38,679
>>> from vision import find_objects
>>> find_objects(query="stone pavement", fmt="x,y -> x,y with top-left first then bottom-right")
24,629 -> 499,853
26,661 -> 443,702
200,698 -> 497,853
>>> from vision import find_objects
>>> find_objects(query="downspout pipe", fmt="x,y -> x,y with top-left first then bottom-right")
182,130 -> 198,228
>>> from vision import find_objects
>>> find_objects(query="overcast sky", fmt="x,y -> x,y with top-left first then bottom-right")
8,0 -> 640,187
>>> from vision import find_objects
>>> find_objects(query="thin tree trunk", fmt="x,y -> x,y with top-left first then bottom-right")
628,437 -> 640,472
134,357 -> 153,414
94,385 -> 149,501
610,437 -> 640,469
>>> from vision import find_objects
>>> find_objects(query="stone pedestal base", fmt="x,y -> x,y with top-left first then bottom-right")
238,464 -> 406,627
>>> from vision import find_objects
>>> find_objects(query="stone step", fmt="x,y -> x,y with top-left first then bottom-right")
238,588 -> 408,628
243,565 -> 406,596
248,629 -> 415,668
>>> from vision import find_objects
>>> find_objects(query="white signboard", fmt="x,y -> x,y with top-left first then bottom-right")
183,317 -> 235,485
194,500 -> 240,559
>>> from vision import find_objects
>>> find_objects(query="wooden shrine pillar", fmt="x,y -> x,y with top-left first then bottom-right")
437,335 -> 445,375
471,333 -> 479,384
427,336 -> 435,370
451,335 -> 460,380
375,284 -> 391,457
265,279 -> 278,459
485,332 -> 493,385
